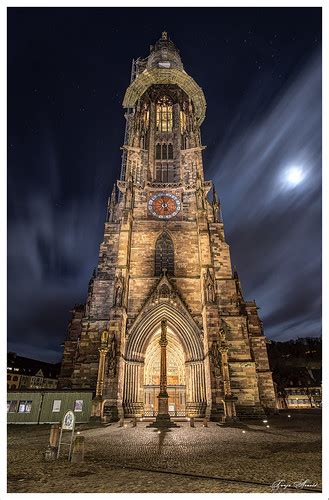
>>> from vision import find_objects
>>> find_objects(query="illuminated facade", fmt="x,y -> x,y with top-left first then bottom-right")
59,33 -> 276,421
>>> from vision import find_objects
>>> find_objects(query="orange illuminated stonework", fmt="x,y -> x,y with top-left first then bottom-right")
59,32 -> 277,423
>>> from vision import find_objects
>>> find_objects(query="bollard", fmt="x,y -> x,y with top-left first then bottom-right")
44,444 -> 57,461
203,418 -> 208,428
119,416 -> 124,427
70,435 -> 85,463
190,417 -> 195,428
49,423 -> 60,448
132,417 -> 137,427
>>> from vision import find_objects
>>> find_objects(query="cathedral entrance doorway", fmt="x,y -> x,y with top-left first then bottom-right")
143,328 -> 186,416
122,300 -> 207,418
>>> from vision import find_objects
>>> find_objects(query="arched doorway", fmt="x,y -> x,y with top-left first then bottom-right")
144,327 -> 186,416
122,300 -> 207,418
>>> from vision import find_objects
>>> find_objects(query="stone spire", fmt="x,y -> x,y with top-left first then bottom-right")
147,32 -> 183,70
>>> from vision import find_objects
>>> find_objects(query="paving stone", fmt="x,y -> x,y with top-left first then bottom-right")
7,411 -> 321,493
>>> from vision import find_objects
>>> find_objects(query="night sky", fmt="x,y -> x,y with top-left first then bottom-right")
8,8 -> 322,362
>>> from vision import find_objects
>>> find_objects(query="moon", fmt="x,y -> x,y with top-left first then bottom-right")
286,167 -> 305,185
285,166 -> 306,187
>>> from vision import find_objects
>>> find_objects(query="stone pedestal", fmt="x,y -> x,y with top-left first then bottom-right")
223,394 -> 239,422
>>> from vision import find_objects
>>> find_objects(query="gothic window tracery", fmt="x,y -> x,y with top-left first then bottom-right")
155,143 -> 173,160
156,96 -> 173,132
155,232 -> 174,276
155,142 -> 175,182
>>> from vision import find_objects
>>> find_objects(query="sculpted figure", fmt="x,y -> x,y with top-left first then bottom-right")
210,340 -> 221,379
114,272 -> 124,306
204,269 -> 216,303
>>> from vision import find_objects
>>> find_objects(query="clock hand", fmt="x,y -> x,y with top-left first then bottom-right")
161,197 -> 169,211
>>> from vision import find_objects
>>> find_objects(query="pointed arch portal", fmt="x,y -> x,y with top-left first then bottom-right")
123,301 -> 207,417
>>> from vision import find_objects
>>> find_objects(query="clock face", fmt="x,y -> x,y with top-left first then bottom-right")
148,192 -> 181,219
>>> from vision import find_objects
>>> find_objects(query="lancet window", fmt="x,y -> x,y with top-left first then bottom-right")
155,143 -> 173,160
155,233 -> 175,276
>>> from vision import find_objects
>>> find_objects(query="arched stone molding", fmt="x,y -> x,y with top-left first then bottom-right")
126,302 -> 203,362
123,300 -> 206,417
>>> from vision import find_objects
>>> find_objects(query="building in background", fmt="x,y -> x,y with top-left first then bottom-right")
7,353 -> 61,390
59,32 -> 276,422
268,338 -> 322,409
283,383 -> 321,409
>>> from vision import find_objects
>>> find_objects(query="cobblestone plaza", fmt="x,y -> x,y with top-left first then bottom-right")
7,411 -> 321,493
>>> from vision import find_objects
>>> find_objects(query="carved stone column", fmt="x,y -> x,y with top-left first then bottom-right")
220,345 -> 238,421
158,319 -> 169,416
149,320 -> 177,428
91,331 -> 109,418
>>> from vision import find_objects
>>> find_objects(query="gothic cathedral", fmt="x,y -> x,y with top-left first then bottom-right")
59,32 -> 276,421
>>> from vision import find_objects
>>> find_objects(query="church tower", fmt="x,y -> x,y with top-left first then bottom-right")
59,32 -> 276,421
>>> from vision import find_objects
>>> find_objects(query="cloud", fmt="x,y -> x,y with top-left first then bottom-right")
8,127 -> 109,361
209,51 -> 321,340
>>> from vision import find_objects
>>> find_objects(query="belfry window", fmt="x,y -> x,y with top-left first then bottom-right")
155,142 -> 174,182
162,144 -> 168,159
155,233 -> 174,276
156,143 -> 173,160
156,96 -> 173,132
